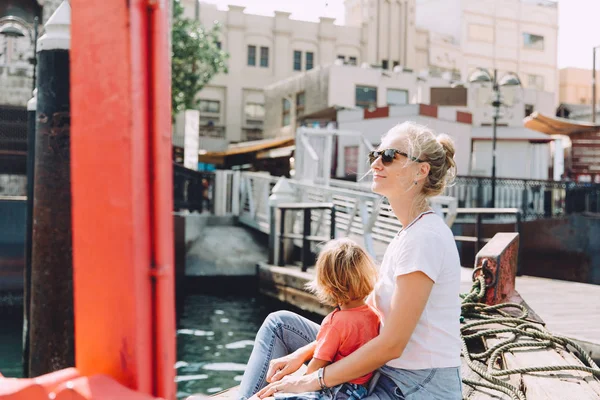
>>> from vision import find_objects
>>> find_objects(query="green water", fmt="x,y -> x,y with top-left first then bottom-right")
0,313 -> 24,378
0,291 -> 321,398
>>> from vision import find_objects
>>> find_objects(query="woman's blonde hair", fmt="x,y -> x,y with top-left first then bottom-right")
383,121 -> 457,197
306,238 -> 377,307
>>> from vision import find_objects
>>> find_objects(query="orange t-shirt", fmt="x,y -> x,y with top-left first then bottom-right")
313,304 -> 380,385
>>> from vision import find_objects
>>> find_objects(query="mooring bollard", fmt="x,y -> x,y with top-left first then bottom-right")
474,232 -> 520,305
28,1 -> 74,376
268,177 -> 297,265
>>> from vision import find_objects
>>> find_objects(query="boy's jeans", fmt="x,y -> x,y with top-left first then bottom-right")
238,311 -> 462,400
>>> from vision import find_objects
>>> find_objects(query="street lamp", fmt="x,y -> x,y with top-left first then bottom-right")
468,68 -> 521,208
0,15 -> 39,94
593,45 -> 600,123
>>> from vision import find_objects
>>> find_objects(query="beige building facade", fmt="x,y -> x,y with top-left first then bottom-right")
415,0 -> 559,101
187,0 -> 559,150
183,0 -> 420,148
559,67 -> 600,106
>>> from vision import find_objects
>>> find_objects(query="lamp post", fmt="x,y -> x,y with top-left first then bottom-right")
593,45 -> 600,123
468,68 -> 521,208
0,15 -> 39,94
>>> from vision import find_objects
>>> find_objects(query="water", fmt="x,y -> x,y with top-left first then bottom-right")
175,292 -> 296,398
0,311 -> 24,378
0,290 -> 321,398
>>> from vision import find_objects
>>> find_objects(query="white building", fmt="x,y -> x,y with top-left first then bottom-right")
184,0 -> 418,149
336,103 -> 554,181
264,63 -> 556,180
415,0 -> 559,101
187,0 -> 559,150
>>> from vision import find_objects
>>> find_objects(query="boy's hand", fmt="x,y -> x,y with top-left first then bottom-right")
266,353 -> 304,383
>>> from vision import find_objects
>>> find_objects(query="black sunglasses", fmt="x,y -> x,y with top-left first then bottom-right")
368,149 -> 425,165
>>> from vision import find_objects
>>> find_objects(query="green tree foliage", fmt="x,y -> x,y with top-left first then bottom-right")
171,0 -> 228,117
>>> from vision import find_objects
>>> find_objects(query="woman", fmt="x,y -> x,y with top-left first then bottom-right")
239,122 -> 462,400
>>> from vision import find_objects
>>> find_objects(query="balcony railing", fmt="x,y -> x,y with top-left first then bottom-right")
242,127 -> 263,142
199,125 -> 225,139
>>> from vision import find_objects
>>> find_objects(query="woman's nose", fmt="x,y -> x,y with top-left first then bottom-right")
371,156 -> 383,170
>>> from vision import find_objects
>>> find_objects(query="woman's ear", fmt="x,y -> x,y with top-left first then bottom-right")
416,163 -> 430,181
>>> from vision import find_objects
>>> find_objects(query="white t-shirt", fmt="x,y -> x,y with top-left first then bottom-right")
369,211 -> 462,369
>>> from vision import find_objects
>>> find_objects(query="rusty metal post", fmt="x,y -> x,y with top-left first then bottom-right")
474,232 -> 520,305
28,2 -> 74,376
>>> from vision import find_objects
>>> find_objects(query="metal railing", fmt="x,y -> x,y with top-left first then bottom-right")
445,176 -> 600,219
199,125 -> 225,138
242,127 -> 263,142
234,172 -> 523,264
236,172 -> 410,260
173,163 -> 215,213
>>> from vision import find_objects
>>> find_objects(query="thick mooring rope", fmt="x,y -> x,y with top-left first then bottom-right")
460,267 -> 600,400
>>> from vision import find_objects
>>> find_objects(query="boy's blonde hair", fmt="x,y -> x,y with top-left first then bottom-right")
306,238 -> 377,307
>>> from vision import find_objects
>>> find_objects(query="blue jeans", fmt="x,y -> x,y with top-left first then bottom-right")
238,311 -> 462,400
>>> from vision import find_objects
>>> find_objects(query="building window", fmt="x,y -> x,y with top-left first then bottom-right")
306,52 -> 314,70
337,55 -> 346,61
382,60 -> 389,70
387,89 -> 408,106
245,103 -> 265,124
523,33 -> 544,50
260,46 -> 269,67
293,50 -> 302,71
296,92 -> 306,116
528,74 -> 545,91
344,146 -> 359,177
355,86 -> 377,109
247,45 -> 256,66
349,56 -> 357,66
199,99 -> 220,113
524,104 -> 534,117
216,41 -> 222,49
282,98 -> 291,126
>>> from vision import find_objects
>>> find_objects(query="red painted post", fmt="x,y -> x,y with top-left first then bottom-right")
474,232 -> 520,305
148,0 -> 176,397
70,0 -> 175,398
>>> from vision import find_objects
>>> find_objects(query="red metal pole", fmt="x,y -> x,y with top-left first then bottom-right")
70,0 -> 175,398
148,0 -> 176,397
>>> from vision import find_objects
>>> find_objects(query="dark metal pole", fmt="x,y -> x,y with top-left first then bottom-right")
491,69 -> 500,209
31,17 -> 38,94
22,89 -> 37,378
593,47 -> 598,124
29,3 -> 74,376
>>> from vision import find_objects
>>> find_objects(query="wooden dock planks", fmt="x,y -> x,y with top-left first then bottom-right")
244,263 -> 600,400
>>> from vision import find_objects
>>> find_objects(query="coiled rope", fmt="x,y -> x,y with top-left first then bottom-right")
460,261 -> 600,400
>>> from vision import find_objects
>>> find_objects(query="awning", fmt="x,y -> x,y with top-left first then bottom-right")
299,105 -> 354,121
256,145 -> 295,160
523,112 -> 600,136
198,136 -> 294,165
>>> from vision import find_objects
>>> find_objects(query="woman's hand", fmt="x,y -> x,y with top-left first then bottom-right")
257,372 -> 321,398
266,353 -> 305,383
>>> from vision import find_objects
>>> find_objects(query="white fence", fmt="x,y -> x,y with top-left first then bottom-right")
214,170 -> 456,260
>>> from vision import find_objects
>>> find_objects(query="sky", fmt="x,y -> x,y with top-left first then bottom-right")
202,0 -> 600,70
